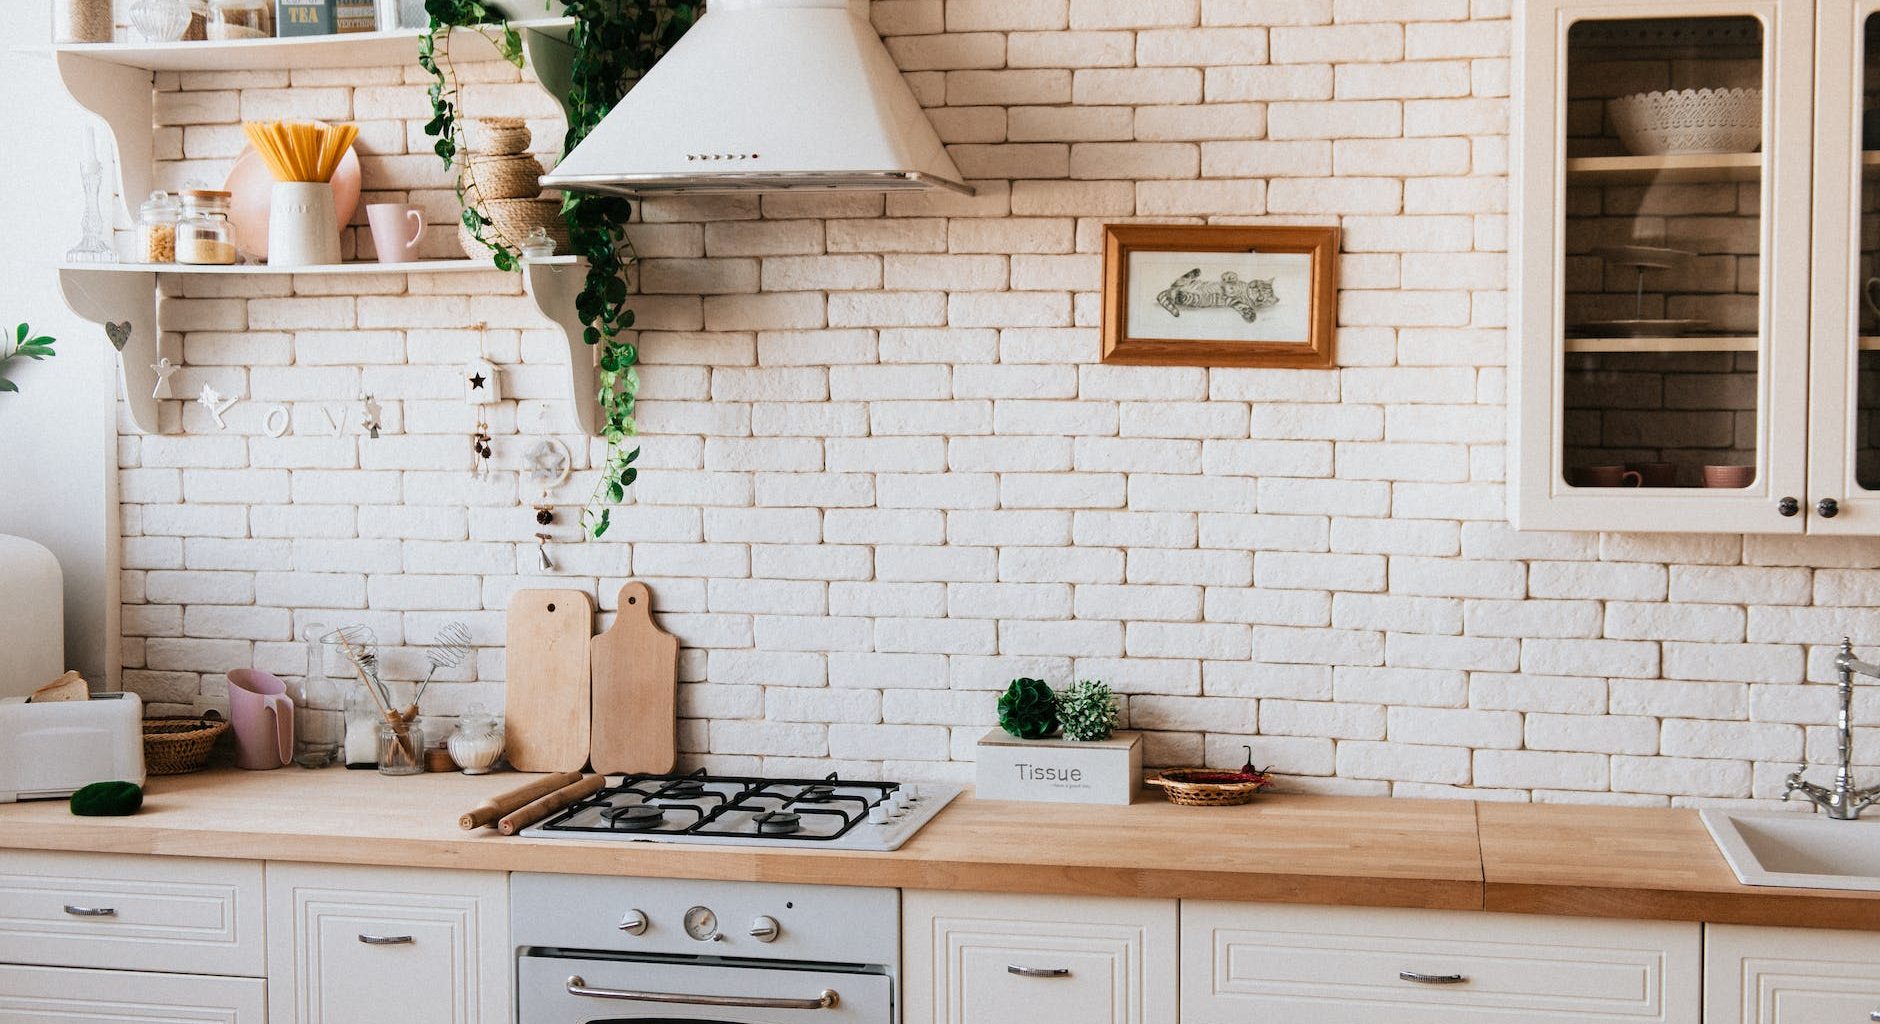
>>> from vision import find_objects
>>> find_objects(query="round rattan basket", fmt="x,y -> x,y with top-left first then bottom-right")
457,198 -> 570,259
470,117 -> 531,157
143,714 -> 229,775
1146,767 -> 1274,807
469,154 -> 543,201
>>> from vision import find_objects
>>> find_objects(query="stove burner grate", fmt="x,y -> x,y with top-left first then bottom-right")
753,810 -> 801,835
534,770 -> 909,843
602,804 -> 666,831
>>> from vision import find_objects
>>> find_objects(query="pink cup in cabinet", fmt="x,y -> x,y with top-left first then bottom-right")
1702,465 -> 1756,489
227,669 -> 294,770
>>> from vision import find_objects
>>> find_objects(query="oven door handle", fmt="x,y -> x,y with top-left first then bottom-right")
565,976 -> 840,1010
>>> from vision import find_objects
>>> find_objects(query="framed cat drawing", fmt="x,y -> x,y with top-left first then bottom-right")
1101,224 -> 1339,368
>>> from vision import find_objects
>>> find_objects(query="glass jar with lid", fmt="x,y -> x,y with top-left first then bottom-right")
206,0 -> 272,39
137,191 -> 179,264
445,704 -> 505,775
176,190 -> 236,266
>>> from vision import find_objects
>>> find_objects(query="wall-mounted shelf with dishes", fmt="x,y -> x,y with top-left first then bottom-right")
48,17 -> 600,438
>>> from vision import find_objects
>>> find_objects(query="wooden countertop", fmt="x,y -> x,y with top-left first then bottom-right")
0,770 -> 1874,929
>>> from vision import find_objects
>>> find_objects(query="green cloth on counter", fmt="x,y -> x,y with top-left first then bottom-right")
70,780 -> 143,817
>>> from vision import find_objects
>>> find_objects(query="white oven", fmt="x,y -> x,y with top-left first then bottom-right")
513,874 -> 898,1024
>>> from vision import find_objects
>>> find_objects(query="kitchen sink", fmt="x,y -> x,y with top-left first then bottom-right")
1701,810 -> 1880,891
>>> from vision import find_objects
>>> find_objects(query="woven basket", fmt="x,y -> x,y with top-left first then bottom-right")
470,117 -> 532,157
1146,768 -> 1274,807
469,154 -> 544,201
458,198 -> 570,259
1610,87 -> 1762,155
143,714 -> 230,775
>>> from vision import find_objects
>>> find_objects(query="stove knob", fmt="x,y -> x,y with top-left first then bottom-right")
617,910 -> 648,936
901,783 -> 920,801
749,916 -> 781,943
891,789 -> 912,811
868,805 -> 890,825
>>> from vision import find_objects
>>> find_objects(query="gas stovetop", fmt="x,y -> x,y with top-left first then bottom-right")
519,770 -> 961,851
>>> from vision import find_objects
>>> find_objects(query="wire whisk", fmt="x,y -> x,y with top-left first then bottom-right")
409,620 -> 474,714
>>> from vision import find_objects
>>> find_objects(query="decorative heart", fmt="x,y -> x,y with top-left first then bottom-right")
104,321 -> 132,352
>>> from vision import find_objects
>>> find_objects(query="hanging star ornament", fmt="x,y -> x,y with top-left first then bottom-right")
195,383 -> 236,429
468,372 -> 486,390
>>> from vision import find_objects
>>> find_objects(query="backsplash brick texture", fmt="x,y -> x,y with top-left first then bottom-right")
116,0 -> 1880,807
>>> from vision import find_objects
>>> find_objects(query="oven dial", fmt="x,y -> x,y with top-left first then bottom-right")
617,909 -> 647,935
683,905 -> 720,942
749,915 -> 781,942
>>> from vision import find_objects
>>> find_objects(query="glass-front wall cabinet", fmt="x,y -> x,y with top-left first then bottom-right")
1515,1 -> 1814,533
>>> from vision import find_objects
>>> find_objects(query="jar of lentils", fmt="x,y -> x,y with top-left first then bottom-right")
176,189 -> 236,266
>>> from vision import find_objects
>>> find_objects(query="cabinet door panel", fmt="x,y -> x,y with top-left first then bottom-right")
0,963 -> 266,1023
903,890 -> 1176,1024
267,862 -> 509,1024
1705,923 -> 1880,1023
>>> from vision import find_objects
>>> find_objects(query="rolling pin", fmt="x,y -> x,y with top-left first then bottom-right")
460,770 -> 583,830
498,773 -> 606,836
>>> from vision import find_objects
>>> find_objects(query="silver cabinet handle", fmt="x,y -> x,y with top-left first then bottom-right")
567,976 -> 838,1010
1869,1013 -> 1878,1022
1007,965 -> 1072,978
1399,971 -> 1467,985
62,905 -> 116,917
357,934 -> 414,945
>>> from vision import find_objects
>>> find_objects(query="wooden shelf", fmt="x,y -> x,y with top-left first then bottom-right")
1565,153 -> 1763,184
48,18 -> 574,72
1568,335 -> 1880,353
57,257 -> 575,275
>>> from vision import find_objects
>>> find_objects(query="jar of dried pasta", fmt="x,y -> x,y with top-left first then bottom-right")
137,191 -> 179,264
206,0 -> 272,39
176,190 -> 236,266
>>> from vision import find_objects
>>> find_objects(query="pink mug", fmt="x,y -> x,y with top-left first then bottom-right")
366,203 -> 426,264
227,669 -> 294,770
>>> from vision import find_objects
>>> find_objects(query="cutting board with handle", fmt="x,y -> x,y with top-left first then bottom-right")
590,581 -> 679,775
504,588 -> 594,773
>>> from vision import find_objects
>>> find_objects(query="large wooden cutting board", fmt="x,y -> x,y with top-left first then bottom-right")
590,581 -> 678,775
504,588 -> 594,773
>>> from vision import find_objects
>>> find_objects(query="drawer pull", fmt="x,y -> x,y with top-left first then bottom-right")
566,976 -> 839,1010
1869,1013 -> 1879,1022
1398,971 -> 1467,985
1007,965 -> 1072,978
61,905 -> 116,917
357,934 -> 415,945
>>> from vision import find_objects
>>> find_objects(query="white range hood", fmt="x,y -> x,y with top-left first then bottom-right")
541,0 -> 972,198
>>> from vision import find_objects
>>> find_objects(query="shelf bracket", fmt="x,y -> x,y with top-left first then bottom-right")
58,268 -> 163,434
520,25 -> 578,127
522,258 -> 599,438
56,52 -> 154,223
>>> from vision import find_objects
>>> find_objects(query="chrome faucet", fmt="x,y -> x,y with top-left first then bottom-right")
1783,638 -> 1880,820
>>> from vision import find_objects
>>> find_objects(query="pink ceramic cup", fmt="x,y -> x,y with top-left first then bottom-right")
366,203 -> 426,264
227,668 -> 294,770
1575,465 -> 1641,488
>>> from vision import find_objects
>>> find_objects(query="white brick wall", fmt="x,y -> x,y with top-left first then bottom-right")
113,2 -> 1879,807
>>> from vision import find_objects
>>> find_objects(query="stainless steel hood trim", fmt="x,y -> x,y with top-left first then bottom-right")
541,169 -> 976,198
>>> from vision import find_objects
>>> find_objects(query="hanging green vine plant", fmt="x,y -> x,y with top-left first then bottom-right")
420,0 -> 697,537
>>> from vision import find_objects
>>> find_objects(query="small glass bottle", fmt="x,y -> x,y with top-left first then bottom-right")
377,721 -> 425,776
130,0 -> 192,41
518,226 -> 557,261
343,686 -> 379,770
176,190 -> 236,265
137,191 -> 179,264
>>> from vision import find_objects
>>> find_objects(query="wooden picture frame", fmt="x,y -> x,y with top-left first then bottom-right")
1101,224 -> 1339,368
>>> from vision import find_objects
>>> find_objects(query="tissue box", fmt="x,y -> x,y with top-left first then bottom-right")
975,729 -> 1141,805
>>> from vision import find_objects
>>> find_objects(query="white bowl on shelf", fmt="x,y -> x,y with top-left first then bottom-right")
1609,87 -> 1762,155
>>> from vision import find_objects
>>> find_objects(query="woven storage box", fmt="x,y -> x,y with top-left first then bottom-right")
471,117 -> 531,156
143,715 -> 229,775
458,198 -> 569,258
470,154 -> 544,201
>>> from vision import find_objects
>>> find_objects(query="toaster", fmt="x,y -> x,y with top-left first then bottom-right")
0,692 -> 145,803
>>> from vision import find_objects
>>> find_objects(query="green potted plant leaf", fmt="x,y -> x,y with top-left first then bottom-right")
0,324 -> 57,395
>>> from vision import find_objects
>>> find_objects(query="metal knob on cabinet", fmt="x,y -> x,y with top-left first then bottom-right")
618,910 -> 648,935
1006,965 -> 1071,978
1818,497 -> 1840,518
1397,971 -> 1466,985
749,916 -> 781,942
1778,496 -> 1800,517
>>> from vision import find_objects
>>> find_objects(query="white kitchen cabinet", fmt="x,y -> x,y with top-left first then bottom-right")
1511,0 -> 1873,533
0,850 -> 264,977
902,890 -> 1177,1024
266,862 -> 510,1024
1181,901 -> 1701,1023
1705,923 -> 1880,1022
0,962 -> 266,1023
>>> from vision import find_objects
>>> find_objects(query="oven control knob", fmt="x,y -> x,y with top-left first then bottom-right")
617,909 -> 648,935
749,916 -> 781,942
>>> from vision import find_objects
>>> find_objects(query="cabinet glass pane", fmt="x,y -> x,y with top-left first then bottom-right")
1859,14 -> 1880,493
1561,16 -> 1765,490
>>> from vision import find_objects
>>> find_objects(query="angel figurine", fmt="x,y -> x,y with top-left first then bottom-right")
149,357 -> 178,400
358,394 -> 382,440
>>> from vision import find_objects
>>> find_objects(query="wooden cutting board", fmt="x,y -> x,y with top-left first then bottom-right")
589,581 -> 679,775
504,588 -> 594,773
